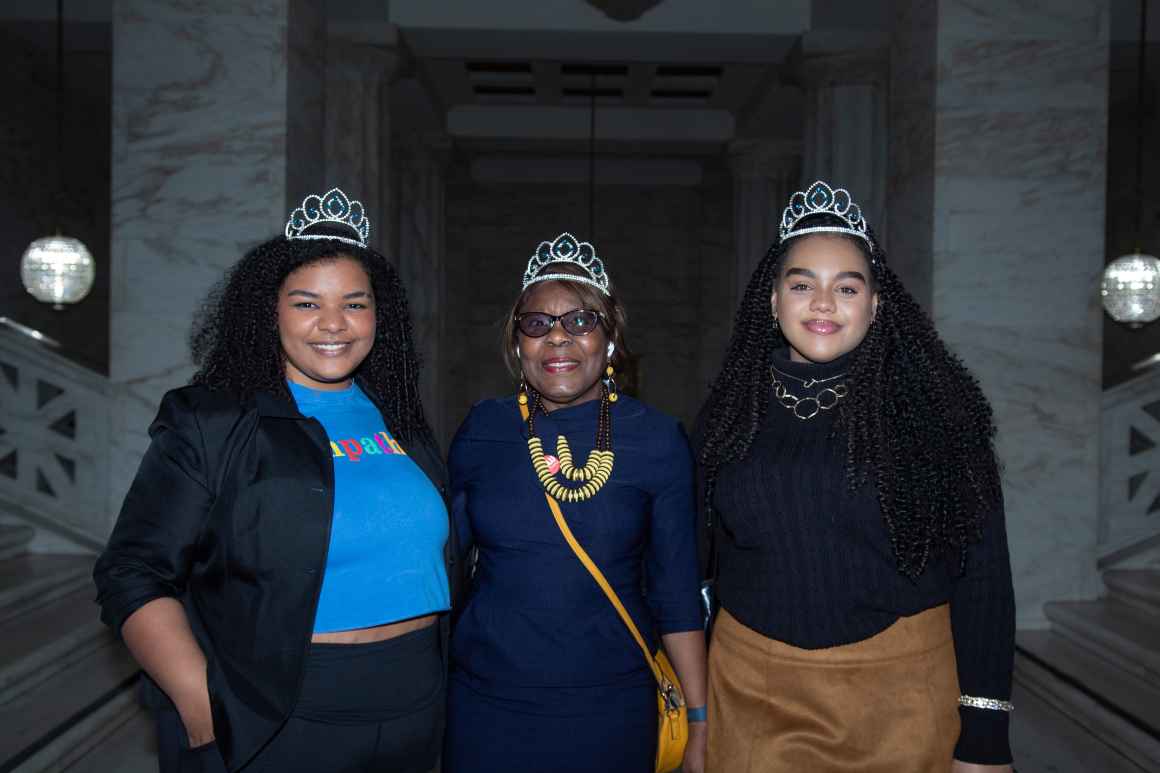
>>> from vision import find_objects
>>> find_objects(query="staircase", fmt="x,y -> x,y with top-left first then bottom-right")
0,522 -> 143,773
1015,569 -> 1160,772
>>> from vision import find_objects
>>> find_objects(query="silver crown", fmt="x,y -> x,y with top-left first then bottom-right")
522,233 -> 611,296
285,187 -> 370,248
780,180 -> 873,250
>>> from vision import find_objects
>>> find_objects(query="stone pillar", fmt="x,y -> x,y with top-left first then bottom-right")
324,39 -> 399,253
887,0 -> 937,304
109,0 -> 325,518
728,139 -> 801,306
395,135 -> 452,445
799,48 -> 890,241
889,0 -> 1109,626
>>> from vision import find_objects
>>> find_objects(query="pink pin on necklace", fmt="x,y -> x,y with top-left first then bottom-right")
543,454 -> 561,475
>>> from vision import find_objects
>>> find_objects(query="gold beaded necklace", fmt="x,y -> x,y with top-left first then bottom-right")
519,382 -> 615,503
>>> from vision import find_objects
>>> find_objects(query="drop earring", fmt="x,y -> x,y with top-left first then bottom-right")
602,341 -> 619,402
772,314 -> 781,334
604,364 -> 619,403
516,340 -> 529,404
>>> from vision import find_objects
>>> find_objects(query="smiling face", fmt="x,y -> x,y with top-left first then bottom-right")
278,256 -> 375,390
772,235 -> 878,364
517,281 -> 609,411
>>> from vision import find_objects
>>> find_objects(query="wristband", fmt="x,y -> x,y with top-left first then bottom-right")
958,694 -> 1014,712
686,705 -> 707,723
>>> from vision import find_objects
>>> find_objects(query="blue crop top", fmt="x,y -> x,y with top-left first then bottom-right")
289,381 -> 450,633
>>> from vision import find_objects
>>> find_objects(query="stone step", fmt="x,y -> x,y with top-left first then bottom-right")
1098,528 -> 1160,570
0,637 -> 140,772
1015,630 -> 1160,770
0,588 -> 109,706
40,704 -> 157,773
0,554 -> 93,624
1010,676 -> 1153,773
1044,598 -> 1160,691
1104,569 -> 1160,616
0,524 -> 35,562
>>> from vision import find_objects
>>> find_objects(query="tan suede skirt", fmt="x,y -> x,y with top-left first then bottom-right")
706,606 -> 960,773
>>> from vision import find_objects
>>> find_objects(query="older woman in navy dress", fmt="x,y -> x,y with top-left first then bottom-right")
443,234 -> 707,773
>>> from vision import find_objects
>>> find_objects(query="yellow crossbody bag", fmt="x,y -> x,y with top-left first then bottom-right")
521,402 -> 687,772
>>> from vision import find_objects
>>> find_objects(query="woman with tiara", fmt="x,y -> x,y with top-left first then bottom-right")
443,234 -> 708,773
696,182 -> 1015,772
94,189 -> 456,772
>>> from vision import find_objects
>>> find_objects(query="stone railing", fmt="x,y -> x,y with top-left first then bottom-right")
0,330 -> 111,549
1100,366 -> 1160,567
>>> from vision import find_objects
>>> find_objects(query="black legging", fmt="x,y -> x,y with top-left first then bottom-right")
158,625 -> 444,773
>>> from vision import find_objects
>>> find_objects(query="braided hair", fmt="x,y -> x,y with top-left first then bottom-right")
190,229 -> 432,443
697,214 -> 1002,578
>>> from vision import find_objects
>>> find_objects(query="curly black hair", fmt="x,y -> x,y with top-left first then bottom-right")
697,214 -> 1003,578
190,226 -> 432,442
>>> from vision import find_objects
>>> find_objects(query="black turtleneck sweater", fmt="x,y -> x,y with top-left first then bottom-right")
708,350 -> 1014,765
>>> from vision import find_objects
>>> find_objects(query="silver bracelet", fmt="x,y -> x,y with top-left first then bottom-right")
959,694 -> 1014,712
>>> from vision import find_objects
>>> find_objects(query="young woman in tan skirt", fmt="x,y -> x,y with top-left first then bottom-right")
695,181 -> 1015,773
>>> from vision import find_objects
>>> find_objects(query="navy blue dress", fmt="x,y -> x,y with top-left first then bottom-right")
443,395 -> 702,773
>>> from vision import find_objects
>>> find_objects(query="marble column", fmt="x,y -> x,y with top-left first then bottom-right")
395,135 -> 452,446
799,48 -> 890,240
889,0 -> 1109,626
728,139 -> 801,307
888,0 -> 937,304
325,39 -> 399,254
109,0 -> 325,520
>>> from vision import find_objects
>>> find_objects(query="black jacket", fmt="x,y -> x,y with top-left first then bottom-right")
93,383 -> 461,771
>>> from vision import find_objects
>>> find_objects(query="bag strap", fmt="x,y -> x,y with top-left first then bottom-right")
520,400 -> 669,690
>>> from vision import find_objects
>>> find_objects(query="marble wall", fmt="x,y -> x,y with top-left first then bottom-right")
891,0 -> 1110,626
800,48 -> 890,240
324,39 -> 395,254
108,0 -> 325,518
395,136 -> 451,443
441,163 -> 734,445
728,139 -> 801,311
695,163 -> 737,398
887,0 -> 937,305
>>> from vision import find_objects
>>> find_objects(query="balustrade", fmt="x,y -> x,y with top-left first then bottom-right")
0,331 -> 111,547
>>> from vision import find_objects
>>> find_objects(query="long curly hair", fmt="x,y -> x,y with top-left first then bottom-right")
697,214 -> 1002,578
190,230 -> 432,442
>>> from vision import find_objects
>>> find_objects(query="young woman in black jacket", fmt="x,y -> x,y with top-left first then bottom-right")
696,181 -> 1015,773
94,188 -> 458,773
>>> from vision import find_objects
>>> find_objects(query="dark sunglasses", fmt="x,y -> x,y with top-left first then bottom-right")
514,309 -> 604,338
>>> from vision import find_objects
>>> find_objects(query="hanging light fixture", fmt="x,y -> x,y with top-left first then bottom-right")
1102,0 -> 1158,327
1102,252 -> 1160,325
21,236 -> 95,309
19,0 -> 94,310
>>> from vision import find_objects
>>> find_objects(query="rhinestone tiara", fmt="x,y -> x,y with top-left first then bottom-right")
522,233 -> 611,296
780,180 -> 873,250
285,187 -> 370,248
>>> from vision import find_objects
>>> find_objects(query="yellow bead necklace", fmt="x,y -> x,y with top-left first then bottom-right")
519,382 -> 615,503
